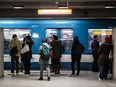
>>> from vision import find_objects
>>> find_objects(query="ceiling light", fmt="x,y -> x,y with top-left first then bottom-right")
105,5 -> 115,8
13,5 -> 24,9
37,9 -> 72,15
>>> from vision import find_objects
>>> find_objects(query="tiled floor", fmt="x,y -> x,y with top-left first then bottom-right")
0,70 -> 116,87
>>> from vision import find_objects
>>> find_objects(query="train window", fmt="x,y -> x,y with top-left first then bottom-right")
46,28 -> 73,52
4,29 -> 30,52
88,29 -> 112,51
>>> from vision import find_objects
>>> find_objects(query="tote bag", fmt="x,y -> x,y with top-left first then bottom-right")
21,44 -> 30,54
108,50 -> 113,61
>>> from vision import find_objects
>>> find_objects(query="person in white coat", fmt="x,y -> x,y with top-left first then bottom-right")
38,38 -> 51,81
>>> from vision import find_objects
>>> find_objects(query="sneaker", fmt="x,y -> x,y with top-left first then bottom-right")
99,78 -> 103,81
48,77 -> 50,81
38,78 -> 43,80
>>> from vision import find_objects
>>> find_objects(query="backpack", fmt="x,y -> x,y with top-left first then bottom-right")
41,45 -> 50,60
75,43 -> 85,54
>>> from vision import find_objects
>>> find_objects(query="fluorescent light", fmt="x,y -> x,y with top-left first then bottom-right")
105,5 -> 115,8
13,5 -> 24,9
58,7 -> 68,9
37,9 -> 72,15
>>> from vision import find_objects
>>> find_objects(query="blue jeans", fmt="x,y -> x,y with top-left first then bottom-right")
99,64 -> 108,80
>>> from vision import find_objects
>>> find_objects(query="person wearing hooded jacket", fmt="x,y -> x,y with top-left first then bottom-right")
98,36 -> 113,80
38,39 -> 51,81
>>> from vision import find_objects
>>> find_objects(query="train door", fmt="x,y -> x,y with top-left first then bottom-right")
46,28 -> 73,53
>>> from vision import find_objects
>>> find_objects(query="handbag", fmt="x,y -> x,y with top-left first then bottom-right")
108,50 -> 113,61
21,44 -> 30,54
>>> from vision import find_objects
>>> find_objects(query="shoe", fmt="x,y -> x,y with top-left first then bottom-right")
38,78 -> 43,80
76,73 -> 79,76
99,78 -> 103,81
69,74 -> 75,77
48,77 -> 50,81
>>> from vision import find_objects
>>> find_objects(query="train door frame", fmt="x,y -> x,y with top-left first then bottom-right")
45,28 -> 73,54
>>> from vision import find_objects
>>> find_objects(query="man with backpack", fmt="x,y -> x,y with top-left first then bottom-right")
38,38 -> 51,81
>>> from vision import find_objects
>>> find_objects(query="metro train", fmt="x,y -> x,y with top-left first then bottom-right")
0,19 -> 115,70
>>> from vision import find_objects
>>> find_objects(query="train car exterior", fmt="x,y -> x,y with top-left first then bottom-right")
0,19 -> 115,70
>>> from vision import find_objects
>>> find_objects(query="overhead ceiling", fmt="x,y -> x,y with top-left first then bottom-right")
0,0 -> 116,19
0,0 -> 116,9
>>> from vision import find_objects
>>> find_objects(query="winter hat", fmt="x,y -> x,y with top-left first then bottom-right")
105,37 -> 111,43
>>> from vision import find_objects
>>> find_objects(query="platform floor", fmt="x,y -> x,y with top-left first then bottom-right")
0,70 -> 116,87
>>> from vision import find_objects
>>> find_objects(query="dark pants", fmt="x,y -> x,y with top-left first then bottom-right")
92,51 -> 99,72
71,54 -> 81,75
99,64 -> 109,80
11,56 -> 19,73
53,59 -> 60,74
22,58 -> 31,74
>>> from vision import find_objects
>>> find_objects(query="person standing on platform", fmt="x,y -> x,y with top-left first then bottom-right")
21,35 -> 34,75
70,36 -> 85,76
91,35 -> 100,72
38,38 -> 51,81
98,36 -> 113,80
9,34 -> 22,75
50,35 -> 63,74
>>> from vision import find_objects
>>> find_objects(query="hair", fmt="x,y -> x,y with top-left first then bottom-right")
93,35 -> 98,39
73,36 -> 80,45
42,38 -> 47,43
53,35 -> 58,40
12,34 -> 17,38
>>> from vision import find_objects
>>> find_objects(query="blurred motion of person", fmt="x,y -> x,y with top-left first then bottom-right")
98,36 -> 113,80
91,35 -> 100,72
9,34 -> 22,75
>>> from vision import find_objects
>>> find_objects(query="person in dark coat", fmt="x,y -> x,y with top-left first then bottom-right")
21,35 -> 34,74
50,35 -> 62,74
98,36 -> 113,80
91,35 -> 100,72
70,36 -> 85,76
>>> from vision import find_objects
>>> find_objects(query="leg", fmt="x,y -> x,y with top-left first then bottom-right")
71,59 -> 75,75
15,56 -> 19,74
99,64 -> 104,80
39,64 -> 44,79
46,64 -> 50,81
92,51 -> 99,72
11,56 -> 15,74
76,55 -> 81,75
